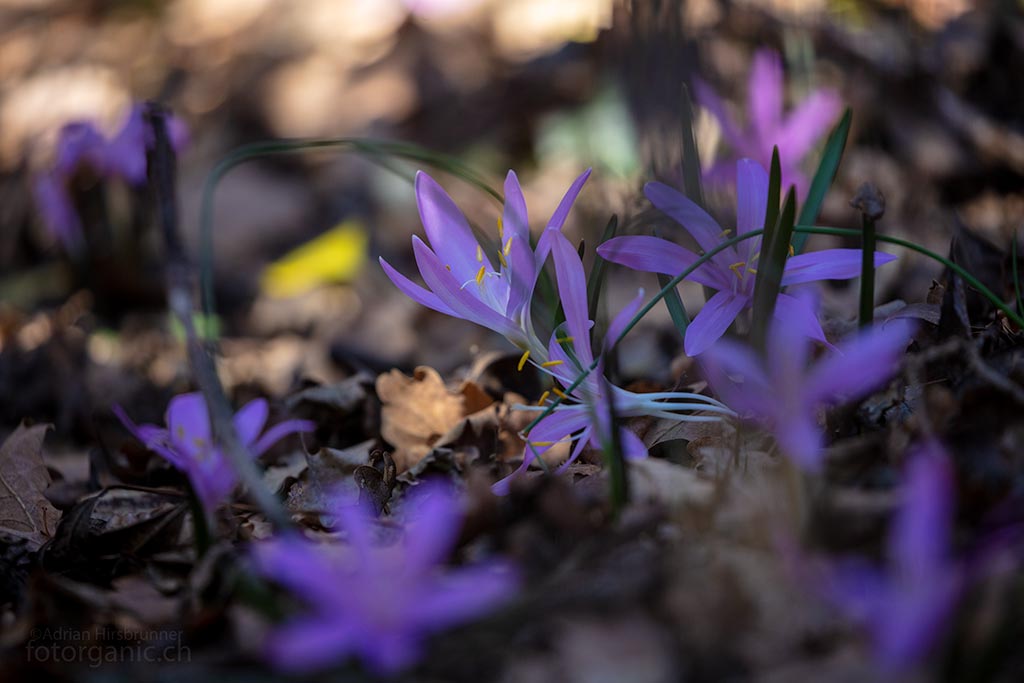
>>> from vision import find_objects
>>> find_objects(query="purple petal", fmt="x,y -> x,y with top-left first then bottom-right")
112,404 -> 185,469
408,562 -> 517,628
604,288 -> 645,351
379,257 -> 458,317
102,105 -> 148,184
415,171 -> 489,283
596,235 -> 727,289
748,50 -> 784,144
554,427 -> 593,473
546,168 -> 591,230
166,392 -> 211,450
772,292 -> 828,347
804,319 -> 915,405
549,232 -> 594,366
735,159 -> 769,235
644,181 -> 732,263
890,443 -> 955,580
502,170 -> 529,242
693,77 -> 746,152
251,418 -> 316,457
265,615 -> 359,672
33,174 -> 83,251
775,408 -> 825,471
403,480 -> 462,572
251,537 -> 352,607
684,291 -> 748,356
504,229 -> 537,318
54,122 -> 105,174
618,426 -> 648,461
781,249 -> 897,287
777,89 -> 842,162
411,236 -> 519,340
233,398 -> 268,446
873,573 -> 961,670
699,339 -> 773,419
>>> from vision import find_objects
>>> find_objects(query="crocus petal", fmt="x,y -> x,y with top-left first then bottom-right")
250,418 -> 316,458
233,398 -> 269,446
748,50 -> 784,146
684,291 -> 748,356
804,319 -> 915,405
644,181 -> 732,263
379,257 -> 458,317
409,562 -> 517,628
166,392 -> 212,447
693,77 -> 746,151
266,616 -> 360,673
504,231 -> 537,318
112,405 -> 185,469
502,170 -> 529,242
596,235 -> 727,289
33,174 -> 83,251
546,168 -> 592,230
775,407 -> 825,471
772,292 -> 828,346
618,426 -> 648,461
890,443 -> 955,580
415,171 -> 490,283
777,89 -> 842,162
699,339 -> 774,418
103,105 -> 149,184
252,537 -> 353,607
604,288 -> 645,351
54,122 -> 106,174
554,427 -> 593,473
735,158 -> 769,235
411,236 -> 520,340
549,232 -> 594,367
781,249 -> 897,286
403,480 -> 462,573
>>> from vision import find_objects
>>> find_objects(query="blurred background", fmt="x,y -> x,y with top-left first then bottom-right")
1,0 -> 1022,438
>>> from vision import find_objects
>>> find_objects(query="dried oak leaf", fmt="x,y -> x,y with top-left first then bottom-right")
0,423 -> 61,550
376,366 -> 493,471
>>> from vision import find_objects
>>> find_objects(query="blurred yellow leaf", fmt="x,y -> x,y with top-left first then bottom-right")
261,221 -> 368,298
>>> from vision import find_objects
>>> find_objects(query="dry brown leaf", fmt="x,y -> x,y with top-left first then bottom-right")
376,366 -> 494,471
628,458 -> 715,509
0,423 -> 61,549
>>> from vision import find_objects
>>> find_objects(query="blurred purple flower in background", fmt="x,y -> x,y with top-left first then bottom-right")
252,481 -> 517,674
380,168 -> 590,356
695,49 -> 841,196
598,159 -> 896,356
701,316 -> 915,470
114,392 -> 313,515
825,441 -> 962,669
33,103 -> 188,251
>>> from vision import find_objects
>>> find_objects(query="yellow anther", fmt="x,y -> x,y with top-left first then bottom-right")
517,350 -> 530,371
788,244 -> 795,257
750,252 -> 761,262
748,267 -> 758,274
537,391 -> 550,405
555,336 -> 574,343
497,251 -> 508,268
552,387 -> 569,400
719,228 -> 733,238
497,216 -> 504,239
475,265 -> 486,285
530,441 -> 555,447
541,360 -> 563,368
503,237 -> 513,256
728,261 -> 746,278
445,264 -> 452,271
476,244 -> 483,262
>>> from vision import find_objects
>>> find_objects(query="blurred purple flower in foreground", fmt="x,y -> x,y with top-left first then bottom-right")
825,441 -> 962,669
114,392 -> 313,515
598,159 -> 897,356
33,104 -> 188,251
252,482 -> 517,674
701,316 -> 915,470
380,168 -> 590,356
494,228 -> 733,494
695,48 -> 841,195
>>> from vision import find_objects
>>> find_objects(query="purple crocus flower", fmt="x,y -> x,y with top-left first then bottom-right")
701,316 -> 915,470
380,168 -> 591,356
114,392 -> 313,516
825,441 -> 961,669
695,48 -> 841,196
597,159 -> 897,356
251,481 -> 517,674
494,228 -> 734,494
33,104 -> 188,250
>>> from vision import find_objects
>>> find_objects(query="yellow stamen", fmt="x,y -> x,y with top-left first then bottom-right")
719,228 -> 733,238
788,244 -> 795,257
497,251 -> 507,267
497,216 -> 504,239
503,237 -> 513,256
555,336 -> 574,343
748,267 -> 758,274
750,252 -> 761,262
475,265 -> 486,285
530,441 -> 554,447
552,387 -> 569,400
517,350 -> 530,371
445,264 -> 452,271
728,261 -> 746,278
536,391 -> 550,405
476,244 -> 483,262
541,360 -> 563,368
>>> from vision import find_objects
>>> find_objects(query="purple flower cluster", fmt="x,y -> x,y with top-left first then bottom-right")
251,481 -> 517,674
33,104 -> 188,251
115,392 -> 313,516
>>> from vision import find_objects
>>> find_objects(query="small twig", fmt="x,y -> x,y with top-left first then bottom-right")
144,103 -> 292,532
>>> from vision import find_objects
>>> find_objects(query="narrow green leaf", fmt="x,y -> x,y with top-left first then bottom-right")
587,214 -> 620,324
764,147 -> 783,237
1013,231 -> 1023,319
659,273 -> 691,340
859,212 -> 877,327
679,83 -> 707,211
793,108 -> 852,253
750,187 -> 797,351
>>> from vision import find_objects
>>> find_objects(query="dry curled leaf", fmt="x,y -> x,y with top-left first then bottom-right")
376,366 -> 493,471
0,423 -> 61,549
